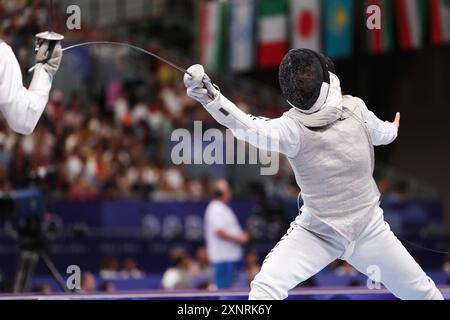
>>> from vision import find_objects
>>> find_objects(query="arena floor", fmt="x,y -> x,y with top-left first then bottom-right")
1,286 -> 449,300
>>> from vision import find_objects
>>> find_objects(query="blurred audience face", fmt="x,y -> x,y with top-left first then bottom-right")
31,283 -> 51,294
169,248 -> 191,270
81,272 -> 97,292
213,179 -> 232,203
123,258 -> 138,272
195,247 -> 209,268
101,256 -> 119,271
245,250 -> 259,268
100,282 -> 116,293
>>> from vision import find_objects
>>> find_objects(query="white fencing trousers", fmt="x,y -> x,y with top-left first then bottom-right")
249,207 -> 444,300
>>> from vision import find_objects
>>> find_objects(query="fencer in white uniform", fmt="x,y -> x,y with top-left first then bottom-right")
0,38 -> 62,135
184,49 -> 443,300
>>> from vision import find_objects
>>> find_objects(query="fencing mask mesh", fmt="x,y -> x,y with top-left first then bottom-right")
279,49 -> 335,112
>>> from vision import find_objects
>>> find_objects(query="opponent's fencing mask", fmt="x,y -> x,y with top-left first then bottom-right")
279,49 -> 336,113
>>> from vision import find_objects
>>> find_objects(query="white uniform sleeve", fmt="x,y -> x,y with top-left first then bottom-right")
204,94 -> 301,158
0,43 -> 52,135
352,97 -> 398,146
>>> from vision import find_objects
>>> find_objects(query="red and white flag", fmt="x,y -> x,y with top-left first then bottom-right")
290,0 -> 321,51
395,0 -> 427,50
430,0 -> 450,44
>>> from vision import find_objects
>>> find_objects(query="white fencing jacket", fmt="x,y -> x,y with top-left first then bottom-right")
0,40 -> 52,135
202,79 -> 398,241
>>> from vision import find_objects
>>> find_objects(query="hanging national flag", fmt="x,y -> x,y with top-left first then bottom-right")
200,1 -> 227,72
395,0 -> 428,50
324,0 -> 355,59
366,0 -> 395,54
257,0 -> 288,68
290,0 -> 321,51
229,0 -> 256,72
430,0 -> 450,44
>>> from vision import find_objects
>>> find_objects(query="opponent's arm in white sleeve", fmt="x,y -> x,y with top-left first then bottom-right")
353,97 -> 400,146
184,66 -> 300,158
0,40 -> 62,135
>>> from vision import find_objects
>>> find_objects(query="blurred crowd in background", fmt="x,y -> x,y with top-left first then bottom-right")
0,0 -> 439,193
0,0 -> 298,202
0,0 -> 424,203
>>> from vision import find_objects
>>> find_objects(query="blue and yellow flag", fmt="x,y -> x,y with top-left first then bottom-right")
324,0 -> 355,58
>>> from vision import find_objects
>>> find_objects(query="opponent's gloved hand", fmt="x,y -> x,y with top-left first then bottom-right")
35,39 -> 63,77
184,64 -> 219,106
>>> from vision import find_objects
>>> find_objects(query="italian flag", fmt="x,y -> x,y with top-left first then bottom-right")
366,0 -> 395,54
257,0 -> 288,68
395,0 -> 428,50
430,0 -> 450,44
200,1 -> 226,73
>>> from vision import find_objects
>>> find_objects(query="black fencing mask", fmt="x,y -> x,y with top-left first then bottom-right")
279,49 -> 335,113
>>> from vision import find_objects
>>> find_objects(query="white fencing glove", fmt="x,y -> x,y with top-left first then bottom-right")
35,39 -> 63,77
184,64 -> 219,106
